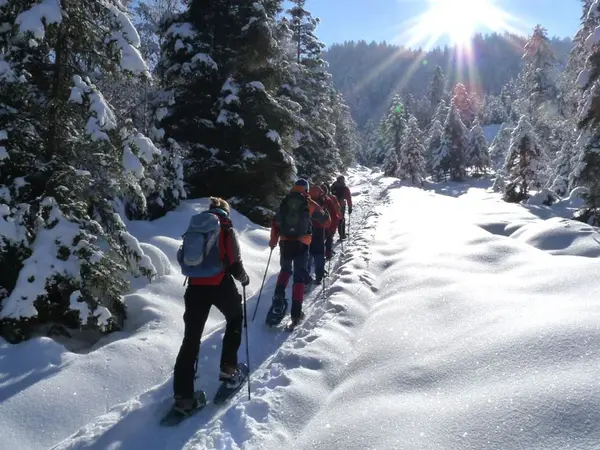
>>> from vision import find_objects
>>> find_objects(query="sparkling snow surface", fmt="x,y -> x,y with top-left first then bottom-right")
2,169 -> 600,450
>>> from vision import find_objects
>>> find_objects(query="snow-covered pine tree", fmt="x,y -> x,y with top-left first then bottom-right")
331,90 -> 359,168
482,94 -> 507,125
397,116 -> 427,185
522,25 -> 560,114
433,95 -> 469,181
425,119 -> 444,174
132,0 -> 185,69
549,137 -> 578,197
559,1 -> 597,118
428,66 -> 446,118
283,0 -> 342,182
371,118 -> 389,166
157,0 -> 296,224
431,98 -> 449,130
502,116 -> 546,202
382,96 -> 406,176
358,119 -> 379,166
0,0 -> 157,342
489,123 -> 514,170
570,0 -> 600,222
452,83 -> 475,128
466,119 -> 490,174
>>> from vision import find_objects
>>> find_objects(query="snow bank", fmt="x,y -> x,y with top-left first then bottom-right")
0,198 -> 278,450
509,217 -> 600,257
290,182 -> 600,450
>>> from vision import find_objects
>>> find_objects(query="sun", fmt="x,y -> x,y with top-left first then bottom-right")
400,0 -> 521,50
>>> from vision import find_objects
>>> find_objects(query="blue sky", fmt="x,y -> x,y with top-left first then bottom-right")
300,0 -> 581,47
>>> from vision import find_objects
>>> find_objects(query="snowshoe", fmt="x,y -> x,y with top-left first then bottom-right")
266,297 -> 288,326
160,391 -> 207,426
213,363 -> 249,405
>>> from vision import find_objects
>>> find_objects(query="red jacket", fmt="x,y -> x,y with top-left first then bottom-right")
331,181 -> 352,210
323,194 -> 342,233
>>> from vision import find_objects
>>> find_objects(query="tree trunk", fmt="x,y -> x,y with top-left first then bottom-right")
46,0 -> 71,162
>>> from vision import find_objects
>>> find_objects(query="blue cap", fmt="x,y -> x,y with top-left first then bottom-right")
295,178 -> 309,191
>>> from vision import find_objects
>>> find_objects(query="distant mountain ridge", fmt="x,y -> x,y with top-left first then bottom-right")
324,33 -> 573,129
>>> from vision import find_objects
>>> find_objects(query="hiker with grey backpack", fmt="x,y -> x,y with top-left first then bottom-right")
170,197 -> 250,418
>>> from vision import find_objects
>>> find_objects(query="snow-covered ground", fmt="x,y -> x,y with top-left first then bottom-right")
2,168 -> 600,450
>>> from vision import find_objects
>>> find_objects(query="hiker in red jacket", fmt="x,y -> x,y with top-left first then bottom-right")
330,175 -> 353,240
267,179 -> 330,325
307,185 -> 333,284
320,183 -> 342,260
173,197 -> 249,414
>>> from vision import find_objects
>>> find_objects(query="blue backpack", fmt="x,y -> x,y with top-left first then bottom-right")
177,211 -> 225,278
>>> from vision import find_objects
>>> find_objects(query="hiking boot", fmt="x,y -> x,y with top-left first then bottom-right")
304,276 -> 314,286
290,301 -> 303,321
314,276 -> 322,285
173,393 -> 204,414
290,311 -> 305,327
219,365 -> 245,389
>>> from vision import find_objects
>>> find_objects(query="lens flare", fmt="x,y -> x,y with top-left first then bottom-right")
398,0 -> 525,50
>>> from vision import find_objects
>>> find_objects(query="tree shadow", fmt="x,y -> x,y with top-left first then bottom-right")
0,337 -> 69,403
424,176 -> 494,198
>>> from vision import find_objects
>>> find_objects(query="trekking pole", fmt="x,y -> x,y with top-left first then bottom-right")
251,248 -> 273,321
243,286 -> 251,400
348,213 -> 351,239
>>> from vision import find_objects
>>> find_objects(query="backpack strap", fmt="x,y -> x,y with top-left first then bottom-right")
219,222 -> 231,265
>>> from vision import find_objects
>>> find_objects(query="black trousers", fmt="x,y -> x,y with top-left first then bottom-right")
337,202 -> 346,238
173,275 -> 243,398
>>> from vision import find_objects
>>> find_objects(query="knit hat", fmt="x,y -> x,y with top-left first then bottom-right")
295,178 -> 309,192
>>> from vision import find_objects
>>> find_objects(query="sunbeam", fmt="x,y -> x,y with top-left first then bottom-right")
398,0 -> 526,50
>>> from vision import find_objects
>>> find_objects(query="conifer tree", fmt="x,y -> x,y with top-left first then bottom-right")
382,96 -> 406,176
568,0 -> 600,222
489,122 -> 514,170
397,116 -> 427,185
425,119 -> 444,174
157,0 -> 296,223
452,83 -> 476,128
467,119 -> 490,174
429,66 -> 446,117
433,96 -> 469,181
502,116 -> 546,202
549,139 -> 578,196
0,0 -> 157,342
522,25 -> 559,113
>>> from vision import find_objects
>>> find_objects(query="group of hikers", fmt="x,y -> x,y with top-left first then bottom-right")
171,176 -> 353,414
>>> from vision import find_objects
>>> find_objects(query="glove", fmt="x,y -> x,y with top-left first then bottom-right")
348,208 -> 352,215
240,272 -> 250,287
269,238 -> 278,249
